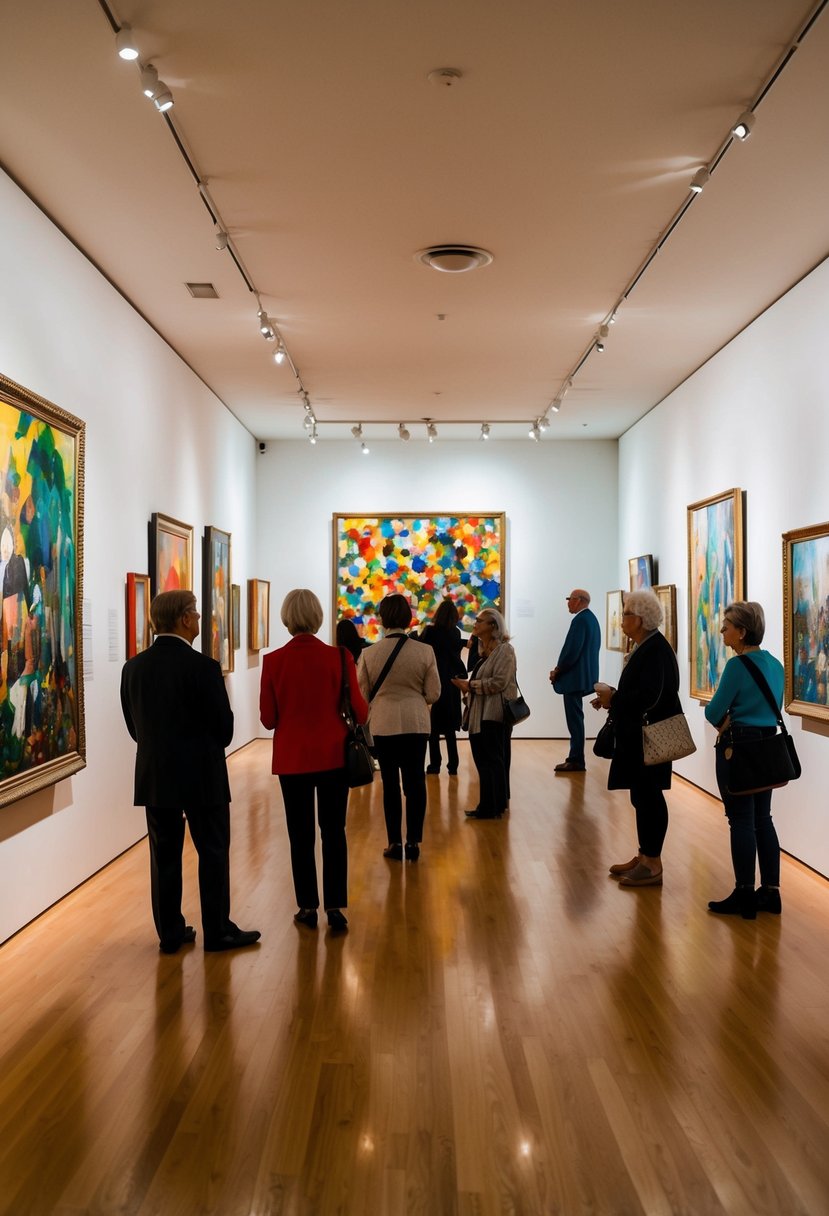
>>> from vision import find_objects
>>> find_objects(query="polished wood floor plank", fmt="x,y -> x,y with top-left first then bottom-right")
2,739 -> 829,1214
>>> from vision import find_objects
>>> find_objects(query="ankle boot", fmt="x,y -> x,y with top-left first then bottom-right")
708,886 -> 757,919
755,885 -> 782,914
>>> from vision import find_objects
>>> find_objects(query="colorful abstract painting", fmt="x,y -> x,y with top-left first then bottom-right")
654,584 -> 678,652
126,573 -> 151,658
203,526 -> 231,674
149,513 -> 192,597
606,590 -> 626,652
628,554 -> 654,590
231,584 -> 241,653
248,579 -> 270,651
0,373 -> 85,808
333,513 -> 505,641
687,489 -> 744,701
783,521 -> 829,721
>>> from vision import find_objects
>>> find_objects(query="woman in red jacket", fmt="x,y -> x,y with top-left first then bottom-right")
260,588 -> 368,932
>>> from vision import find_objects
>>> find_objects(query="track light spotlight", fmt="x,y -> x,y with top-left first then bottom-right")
257,310 -> 275,340
351,424 -> 363,440
550,399 -> 561,414
214,226 -> 228,251
274,342 -> 286,365
303,413 -> 313,431
690,168 -> 710,194
141,65 -> 159,98
116,24 -> 140,60
426,422 -> 438,443
153,84 -> 174,112
398,423 -> 411,442
595,325 -> 609,353
361,441 -> 370,455
732,110 -> 755,140
538,415 -> 550,432
309,424 -> 318,445
528,422 -> 540,441
480,423 -> 490,441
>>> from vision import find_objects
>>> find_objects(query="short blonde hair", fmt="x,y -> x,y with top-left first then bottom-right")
281,588 -> 323,635
624,589 -> 662,632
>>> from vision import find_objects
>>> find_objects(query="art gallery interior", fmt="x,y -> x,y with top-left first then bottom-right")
1,2 -> 828,1213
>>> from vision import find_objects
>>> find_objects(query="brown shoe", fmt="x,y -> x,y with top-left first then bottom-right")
608,857 -> 640,876
619,864 -> 663,887
554,761 -> 586,773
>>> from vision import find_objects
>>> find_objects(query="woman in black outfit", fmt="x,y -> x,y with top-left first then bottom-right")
592,588 -> 681,887
420,600 -> 466,774
336,618 -> 368,665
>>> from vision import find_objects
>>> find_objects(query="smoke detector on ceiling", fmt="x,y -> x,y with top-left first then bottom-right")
428,68 -> 463,87
416,245 -> 493,273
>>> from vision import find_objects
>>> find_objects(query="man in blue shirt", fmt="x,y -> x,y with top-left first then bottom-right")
550,589 -> 601,773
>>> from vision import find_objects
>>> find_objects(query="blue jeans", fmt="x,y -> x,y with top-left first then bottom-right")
715,727 -> 781,887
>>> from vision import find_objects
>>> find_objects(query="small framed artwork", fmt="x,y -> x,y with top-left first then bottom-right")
688,488 -> 745,701
149,513 -> 193,597
126,573 -> 152,658
653,584 -> 678,652
606,589 -> 626,651
628,554 -> 654,590
203,526 -> 232,674
783,521 -> 829,721
231,584 -> 241,653
249,579 -> 270,650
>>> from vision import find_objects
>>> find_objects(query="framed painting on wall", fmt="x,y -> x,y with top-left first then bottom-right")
126,573 -> 151,658
687,488 -> 745,702
249,579 -> 270,650
606,589 -> 626,652
782,521 -> 829,721
202,526 -> 231,673
333,512 -> 505,641
0,372 -> 86,808
628,554 -> 654,590
231,584 -> 241,653
653,584 -> 678,652
149,512 -> 193,597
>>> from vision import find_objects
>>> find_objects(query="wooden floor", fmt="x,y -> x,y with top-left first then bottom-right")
1,741 -> 829,1216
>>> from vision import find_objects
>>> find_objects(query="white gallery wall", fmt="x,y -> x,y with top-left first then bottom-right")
0,170 -> 261,942
619,255 -> 829,878
255,437 -> 620,742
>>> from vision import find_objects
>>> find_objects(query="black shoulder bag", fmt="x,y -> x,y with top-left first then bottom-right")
719,656 -> 801,795
339,648 -> 374,788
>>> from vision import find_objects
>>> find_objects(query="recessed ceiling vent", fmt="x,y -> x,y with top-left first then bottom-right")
185,282 -> 219,298
415,245 -> 493,273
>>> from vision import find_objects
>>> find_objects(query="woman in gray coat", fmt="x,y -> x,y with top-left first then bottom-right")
358,594 -> 440,861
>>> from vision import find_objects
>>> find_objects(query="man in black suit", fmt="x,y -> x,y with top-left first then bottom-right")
120,589 -> 260,954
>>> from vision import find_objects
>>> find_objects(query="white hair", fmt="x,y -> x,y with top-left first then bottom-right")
625,589 -> 663,632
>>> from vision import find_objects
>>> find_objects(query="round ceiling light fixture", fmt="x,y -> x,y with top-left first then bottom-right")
416,245 -> 493,273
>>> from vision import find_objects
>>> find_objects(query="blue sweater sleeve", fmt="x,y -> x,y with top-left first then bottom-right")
705,653 -> 783,727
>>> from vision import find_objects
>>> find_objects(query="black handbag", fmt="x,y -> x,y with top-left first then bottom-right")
719,656 -> 801,795
503,682 -> 531,727
593,716 -> 615,759
339,649 -> 374,788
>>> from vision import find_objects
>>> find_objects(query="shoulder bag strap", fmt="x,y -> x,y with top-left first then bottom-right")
369,635 -> 407,701
737,654 -> 787,733
339,646 -> 355,727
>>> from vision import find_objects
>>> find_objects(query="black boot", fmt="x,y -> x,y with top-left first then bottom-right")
755,885 -> 782,914
708,886 -> 757,920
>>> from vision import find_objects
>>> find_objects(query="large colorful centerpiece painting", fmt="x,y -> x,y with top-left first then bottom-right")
687,488 -> 744,701
0,374 -> 85,807
334,513 -> 505,640
782,521 -> 829,721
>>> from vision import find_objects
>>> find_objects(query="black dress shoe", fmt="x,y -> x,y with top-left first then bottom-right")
204,928 -> 262,952
425,765 -> 440,774
447,768 -> 458,776
293,908 -> 318,929
159,925 -> 196,954
404,842 -> 420,861
755,886 -> 782,914
327,909 -> 348,932
465,808 -> 502,819
383,843 -> 403,860
708,888 -> 756,920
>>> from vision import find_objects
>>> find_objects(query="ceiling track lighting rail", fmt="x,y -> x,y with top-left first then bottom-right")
99,0 -> 312,432
545,0 -> 827,424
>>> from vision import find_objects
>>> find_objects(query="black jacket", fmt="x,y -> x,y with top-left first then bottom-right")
420,625 -> 466,732
120,636 -> 233,806
608,631 -> 681,791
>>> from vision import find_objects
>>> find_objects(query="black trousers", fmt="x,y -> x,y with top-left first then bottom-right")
469,721 -> 509,815
428,727 -> 459,772
279,768 -> 349,910
145,803 -> 231,947
374,733 -> 428,845
629,778 -> 669,857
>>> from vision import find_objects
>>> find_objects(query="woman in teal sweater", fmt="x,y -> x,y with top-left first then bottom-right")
704,601 -> 784,919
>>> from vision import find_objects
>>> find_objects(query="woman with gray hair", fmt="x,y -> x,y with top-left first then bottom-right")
592,588 -> 681,885
452,606 -> 517,819
704,601 -> 784,919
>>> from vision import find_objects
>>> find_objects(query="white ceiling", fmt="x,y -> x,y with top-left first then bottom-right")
1,0 -> 827,442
